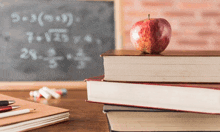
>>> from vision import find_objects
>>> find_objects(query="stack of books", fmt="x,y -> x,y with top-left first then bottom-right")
86,49 -> 220,131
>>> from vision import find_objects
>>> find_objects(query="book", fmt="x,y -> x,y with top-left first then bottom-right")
0,93 -> 69,132
103,105 -> 168,132
104,105 -> 220,131
101,49 -> 220,83
105,111 -> 220,131
103,104 -> 172,113
86,75 -> 220,114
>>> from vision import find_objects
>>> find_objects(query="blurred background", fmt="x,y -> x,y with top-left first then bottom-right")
121,0 -> 220,51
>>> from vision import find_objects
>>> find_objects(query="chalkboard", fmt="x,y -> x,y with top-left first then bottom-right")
0,0 -> 116,81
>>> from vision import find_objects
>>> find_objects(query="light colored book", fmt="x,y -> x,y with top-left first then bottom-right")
104,105 -> 220,131
0,94 -> 69,132
106,111 -> 220,131
101,49 -> 220,83
86,75 -> 220,114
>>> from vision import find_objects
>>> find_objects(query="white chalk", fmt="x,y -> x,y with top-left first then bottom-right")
29,91 -> 34,97
42,87 -> 61,99
30,91 -> 41,98
39,88 -> 51,99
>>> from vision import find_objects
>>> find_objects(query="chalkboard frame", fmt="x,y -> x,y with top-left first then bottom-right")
0,0 -> 123,90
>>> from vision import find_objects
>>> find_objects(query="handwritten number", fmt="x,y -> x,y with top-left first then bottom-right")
30,14 -> 37,23
20,48 -> 37,60
20,48 -> 29,59
11,12 -> 20,23
26,32 -> 34,43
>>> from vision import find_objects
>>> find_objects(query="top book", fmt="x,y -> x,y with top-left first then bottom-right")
101,50 -> 220,83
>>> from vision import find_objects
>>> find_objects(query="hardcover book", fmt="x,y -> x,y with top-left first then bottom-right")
86,75 -> 220,114
101,50 -> 220,82
103,105 -> 220,131
106,111 -> 220,131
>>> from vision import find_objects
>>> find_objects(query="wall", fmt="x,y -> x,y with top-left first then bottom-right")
121,0 -> 220,51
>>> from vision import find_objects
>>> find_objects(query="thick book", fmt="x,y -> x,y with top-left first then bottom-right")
103,105 -> 170,132
103,105 -> 220,131
106,111 -> 220,131
86,75 -> 220,114
0,94 -> 69,132
101,49 -> 220,83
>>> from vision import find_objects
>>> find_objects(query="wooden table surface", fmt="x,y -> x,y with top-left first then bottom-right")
1,90 -> 109,132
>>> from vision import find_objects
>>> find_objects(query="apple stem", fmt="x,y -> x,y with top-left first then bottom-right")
148,14 -> 150,20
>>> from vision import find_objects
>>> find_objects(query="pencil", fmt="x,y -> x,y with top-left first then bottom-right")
0,105 -> 20,113
0,109 -> 36,119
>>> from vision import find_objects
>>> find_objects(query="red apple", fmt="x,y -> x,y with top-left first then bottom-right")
130,14 -> 172,54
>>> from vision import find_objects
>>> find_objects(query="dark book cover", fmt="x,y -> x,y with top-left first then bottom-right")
101,49 -> 220,56
85,75 -> 220,90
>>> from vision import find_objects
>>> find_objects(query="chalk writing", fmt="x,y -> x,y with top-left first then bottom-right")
43,48 -> 64,69
10,8 -> 105,71
11,12 -> 79,27
84,34 -> 92,43
25,30 -> 102,47
73,34 -> 102,46
30,14 -> 37,23
20,48 -> 38,60
73,48 -> 91,69
26,29 -> 69,43
0,0 -> 115,81
20,48 -> 92,69
11,12 -> 20,23
73,36 -> 81,44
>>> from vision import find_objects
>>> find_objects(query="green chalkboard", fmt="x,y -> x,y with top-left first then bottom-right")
0,0 -> 115,81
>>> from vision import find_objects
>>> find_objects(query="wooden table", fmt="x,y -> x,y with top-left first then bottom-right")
1,89 -> 109,132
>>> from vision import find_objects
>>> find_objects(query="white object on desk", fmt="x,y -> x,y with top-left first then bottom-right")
42,87 -> 61,99
0,109 -> 35,119
39,88 -> 51,99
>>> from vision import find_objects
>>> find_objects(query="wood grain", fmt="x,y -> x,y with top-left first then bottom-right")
1,90 -> 108,132
0,81 -> 87,91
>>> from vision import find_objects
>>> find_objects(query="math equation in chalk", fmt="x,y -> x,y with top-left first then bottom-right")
11,12 -> 79,27
25,29 -> 102,45
0,1 -> 114,81
10,12 -> 102,45
20,48 -> 92,69
9,11 -> 104,70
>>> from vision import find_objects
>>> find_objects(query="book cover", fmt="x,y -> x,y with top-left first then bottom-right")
103,104 -> 174,113
106,111 -> 220,131
86,75 -> 220,114
104,104 -> 220,131
101,49 -> 220,56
